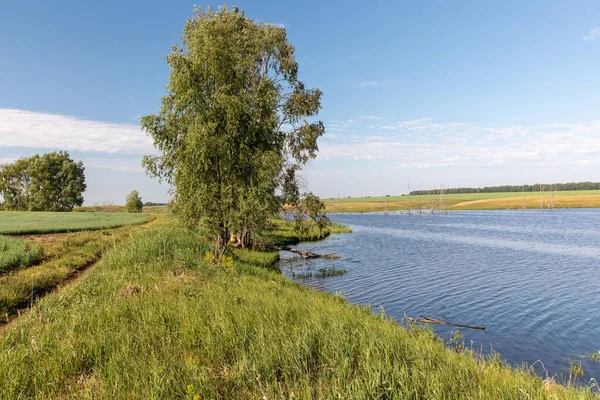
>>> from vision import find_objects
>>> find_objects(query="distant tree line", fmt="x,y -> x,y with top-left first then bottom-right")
409,182 -> 600,196
0,151 -> 86,211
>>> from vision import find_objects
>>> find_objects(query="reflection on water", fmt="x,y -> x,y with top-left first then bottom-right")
281,209 -> 600,381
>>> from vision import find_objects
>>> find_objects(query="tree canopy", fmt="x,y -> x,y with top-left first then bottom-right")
0,151 -> 86,211
125,190 -> 144,213
142,6 -> 325,252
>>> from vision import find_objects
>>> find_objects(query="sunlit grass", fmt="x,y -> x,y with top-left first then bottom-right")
0,216 -> 159,318
324,192 -> 600,212
0,223 -> 597,398
263,218 -> 352,246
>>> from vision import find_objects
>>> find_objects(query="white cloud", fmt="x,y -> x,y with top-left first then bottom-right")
316,118 -> 600,170
584,28 -> 600,41
0,108 -> 154,154
82,157 -> 145,172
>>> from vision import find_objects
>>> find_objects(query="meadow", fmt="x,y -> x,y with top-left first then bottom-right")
0,211 -> 149,235
0,215 -> 158,320
324,190 -> 600,212
0,220 -> 596,398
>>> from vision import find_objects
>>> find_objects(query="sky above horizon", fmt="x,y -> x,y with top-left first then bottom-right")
1,1 -> 600,204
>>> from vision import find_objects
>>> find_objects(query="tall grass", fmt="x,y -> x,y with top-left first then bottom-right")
0,236 -> 44,274
264,219 -> 352,246
0,224 -> 596,398
0,217 -> 157,318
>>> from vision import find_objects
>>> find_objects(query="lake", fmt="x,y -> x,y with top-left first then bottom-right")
281,209 -> 600,381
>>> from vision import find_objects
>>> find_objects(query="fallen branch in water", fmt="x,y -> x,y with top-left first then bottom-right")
270,245 -> 339,259
406,315 -> 486,330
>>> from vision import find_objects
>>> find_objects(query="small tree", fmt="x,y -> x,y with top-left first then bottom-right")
293,192 -> 329,238
125,190 -> 143,213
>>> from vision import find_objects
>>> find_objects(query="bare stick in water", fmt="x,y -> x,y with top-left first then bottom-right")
407,315 -> 486,330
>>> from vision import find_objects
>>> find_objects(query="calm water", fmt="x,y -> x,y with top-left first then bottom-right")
281,209 -> 600,381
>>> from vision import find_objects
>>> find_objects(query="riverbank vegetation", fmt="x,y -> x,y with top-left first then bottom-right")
0,223 -> 596,398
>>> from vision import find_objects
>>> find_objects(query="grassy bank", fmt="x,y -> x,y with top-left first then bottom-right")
0,211 -> 150,235
324,191 -> 600,212
264,219 -> 352,246
0,223 -> 596,398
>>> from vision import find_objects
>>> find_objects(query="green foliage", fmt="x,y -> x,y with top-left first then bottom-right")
0,236 -> 44,274
0,211 -> 148,235
125,190 -> 144,213
141,5 -> 324,252
0,151 -> 86,211
291,192 -> 330,237
262,218 -> 349,247
0,224 -> 595,398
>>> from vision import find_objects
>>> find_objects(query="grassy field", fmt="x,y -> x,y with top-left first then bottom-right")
0,216 -> 158,319
0,222 -> 595,398
0,211 -> 149,235
324,191 -> 600,212
0,236 -> 44,275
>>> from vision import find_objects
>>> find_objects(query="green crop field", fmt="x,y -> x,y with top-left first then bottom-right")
0,212 -> 150,235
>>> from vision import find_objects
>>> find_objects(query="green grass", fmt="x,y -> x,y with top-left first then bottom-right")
0,217 -> 158,318
0,224 -> 597,398
0,236 -> 44,274
263,219 -> 352,246
0,211 -> 150,235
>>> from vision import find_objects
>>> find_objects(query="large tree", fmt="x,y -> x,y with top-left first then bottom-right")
0,151 -> 86,211
142,6 -> 324,252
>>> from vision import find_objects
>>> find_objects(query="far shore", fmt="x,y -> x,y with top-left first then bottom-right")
324,191 -> 600,212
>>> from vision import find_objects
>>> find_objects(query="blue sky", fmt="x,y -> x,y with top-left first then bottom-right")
1,1 -> 600,203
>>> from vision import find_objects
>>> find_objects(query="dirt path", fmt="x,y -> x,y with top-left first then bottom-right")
0,255 -> 102,335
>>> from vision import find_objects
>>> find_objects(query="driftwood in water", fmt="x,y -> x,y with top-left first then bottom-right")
272,245 -> 339,259
407,315 -> 486,330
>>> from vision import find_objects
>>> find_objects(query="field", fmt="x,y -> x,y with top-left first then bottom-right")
324,190 -> 600,212
0,222 -> 595,398
0,211 -> 149,235
0,218 -> 158,319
